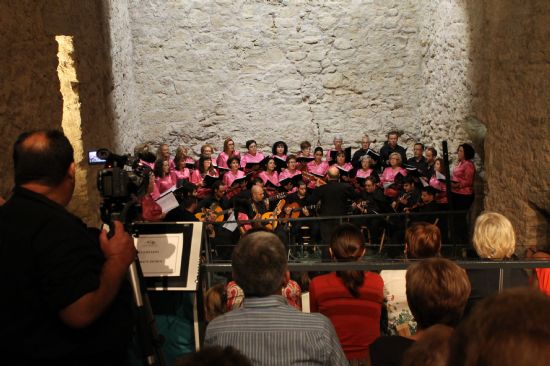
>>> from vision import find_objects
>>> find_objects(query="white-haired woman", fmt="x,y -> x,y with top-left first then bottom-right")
465,212 -> 529,315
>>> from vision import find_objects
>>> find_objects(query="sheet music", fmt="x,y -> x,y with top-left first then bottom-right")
223,212 -> 238,232
155,192 -> 179,213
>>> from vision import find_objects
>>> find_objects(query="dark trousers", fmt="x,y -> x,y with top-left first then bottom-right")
451,192 -> 474,246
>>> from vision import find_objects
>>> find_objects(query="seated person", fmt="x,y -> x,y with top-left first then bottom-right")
204,231 -> 348,365
371,258 -> 471,366
449,288 -> 550,366
381,222 -> 442,336
309,224 -> 384,363
465,212 -> 529,315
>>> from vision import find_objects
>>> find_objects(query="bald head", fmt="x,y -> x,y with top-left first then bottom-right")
13,129 -> 74,187
327,166 -> 340,180
251,185 -> 264,202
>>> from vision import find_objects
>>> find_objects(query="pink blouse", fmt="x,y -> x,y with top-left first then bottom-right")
240,152 -> 265,168
216,151 -> 241,169
171,168 -> 190,182
189,169 -> 219,186
259,170 -> 280,186
279,169 -> 301,181
223,170 -> 245,187
307,160 -> 329,176
451,160 -> 475,195
380,167 -> 407,186
429,175 -> 448,204
355,168 -> 374,179
155,175 -> 176,194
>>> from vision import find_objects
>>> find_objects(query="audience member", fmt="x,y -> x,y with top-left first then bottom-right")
371,258 -> 471,366
381,222 -> 442,336
309,224 -> 384,364
465,211 -> 529,314
525,241 -> 550,297
449,288 -> 550,366
204,231 -> 348,365
401,324 -> 454,366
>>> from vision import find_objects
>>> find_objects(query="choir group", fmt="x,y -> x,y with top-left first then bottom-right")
137,131 -> 476,249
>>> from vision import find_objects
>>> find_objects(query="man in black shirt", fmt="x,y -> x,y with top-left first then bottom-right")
406,143 -> 429,178
310,166 -> 358,257
380,131 -> 407,168
0,130 -> 136,365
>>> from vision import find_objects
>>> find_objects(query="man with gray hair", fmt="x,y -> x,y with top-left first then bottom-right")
204,231 -> 347,365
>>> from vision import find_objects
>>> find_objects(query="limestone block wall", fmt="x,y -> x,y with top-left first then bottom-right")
119,0 -> 473,158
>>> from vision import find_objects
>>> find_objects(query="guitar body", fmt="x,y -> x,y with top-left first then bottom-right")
261,199 -> 286,231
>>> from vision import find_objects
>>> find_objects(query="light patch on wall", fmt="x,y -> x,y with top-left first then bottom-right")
55,35 -> 88,206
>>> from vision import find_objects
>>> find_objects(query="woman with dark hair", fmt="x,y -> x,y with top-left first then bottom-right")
450,143 -> 476,246
240,139 -> 264,170
309,223 -> 384,363
306,147 -> 329,189
271,140 -> 288,161
429,158 -> 448,205
154,159 -> 176,194
278,155 -> 301,191
216,138 -> 240,170
258,157 -> 280,188
451,143 -> 475,209
190,155 -> 219,194
171,148 -> 192,184
222,156 -> 245,188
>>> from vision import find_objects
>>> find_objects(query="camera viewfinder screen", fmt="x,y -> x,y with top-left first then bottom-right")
88,151 -> 107,165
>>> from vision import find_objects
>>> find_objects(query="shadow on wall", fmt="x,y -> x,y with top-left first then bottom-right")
0,0 -> 117,226
465,0 -> 550,248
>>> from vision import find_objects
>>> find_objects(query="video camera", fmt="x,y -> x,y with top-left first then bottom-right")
91,148 -> 156,224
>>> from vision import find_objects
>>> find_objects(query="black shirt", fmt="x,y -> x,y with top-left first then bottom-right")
0,187 -> 133,365
380,143 -> 407,168
310,181 -> 358,216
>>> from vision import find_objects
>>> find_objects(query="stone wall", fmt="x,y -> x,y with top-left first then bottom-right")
120,0 -> 473,157
470,0 -> 550,249
0,0 -> 115,225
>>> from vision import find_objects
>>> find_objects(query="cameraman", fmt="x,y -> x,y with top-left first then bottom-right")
0,130 -> 136,365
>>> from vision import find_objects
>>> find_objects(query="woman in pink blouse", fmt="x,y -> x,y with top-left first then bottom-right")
154,159 -> 175,194
429,158 -> 448,205
271,140 -> 288,163
380,152 -> 407,197
171,148 -> 191,184
258,157 -> 280,188
279,155 -> 301,193
307,147 -> 329,189
355,156 -> 375,179
223,156 -> 245,188
451,143 -> 476,245
331,151 -> 353,182
190,156 -> 219,187
216,138 -> 240,169
451,143 -> 475,209
240,139 -> 265,170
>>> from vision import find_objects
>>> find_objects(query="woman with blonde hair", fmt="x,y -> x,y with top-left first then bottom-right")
465,211 -> 528,314
380,152 -> 407,198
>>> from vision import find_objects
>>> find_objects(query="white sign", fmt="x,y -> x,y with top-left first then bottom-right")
135,234 -> 184,277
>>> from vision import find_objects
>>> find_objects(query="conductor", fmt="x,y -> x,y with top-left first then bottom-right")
0,130 -> 136,365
